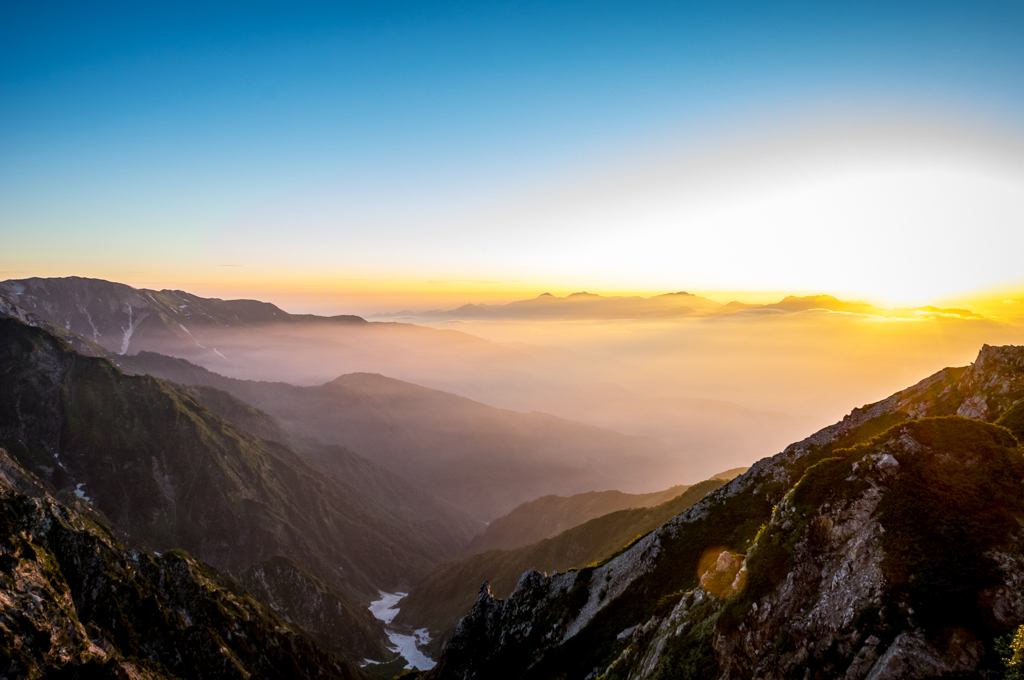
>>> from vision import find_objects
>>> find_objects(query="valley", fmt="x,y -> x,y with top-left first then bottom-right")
2,277 -> 1024,679
6,5 -> 1024,677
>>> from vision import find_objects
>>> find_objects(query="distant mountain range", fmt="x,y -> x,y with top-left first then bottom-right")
0,277 -> 856,483
368,291 -> 982,322
0,276 -> 531,388
0,275 -> 364,358
0,276 -> 790,520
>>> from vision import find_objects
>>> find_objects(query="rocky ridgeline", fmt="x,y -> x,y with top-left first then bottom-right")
0,447 -> 359,679
428,345 -> 1024,680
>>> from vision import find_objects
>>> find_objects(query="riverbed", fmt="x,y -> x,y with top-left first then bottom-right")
368,591 -> 436,671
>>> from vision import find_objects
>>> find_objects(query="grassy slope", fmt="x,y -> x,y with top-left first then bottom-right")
395,479 -> 726,652
463,486 -> 692,555
466,468 -> 747,554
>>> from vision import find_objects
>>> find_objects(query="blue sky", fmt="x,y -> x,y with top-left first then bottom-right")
2,1 -> 1023,309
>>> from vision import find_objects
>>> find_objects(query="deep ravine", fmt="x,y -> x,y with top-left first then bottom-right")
369,591 -> 437,671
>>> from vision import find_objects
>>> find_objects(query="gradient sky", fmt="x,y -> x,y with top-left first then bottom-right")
2,1 -> 1023,312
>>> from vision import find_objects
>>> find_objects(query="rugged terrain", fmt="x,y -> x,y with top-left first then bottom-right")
394,479 -> 728,657
427,344 -> 1024,679
0,445 -> 360,679
0,318 -> 480,600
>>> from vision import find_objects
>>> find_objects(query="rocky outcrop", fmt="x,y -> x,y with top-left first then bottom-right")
0,451 -> 358,679
237,556 -> 393,663
429,345 -> 1024,680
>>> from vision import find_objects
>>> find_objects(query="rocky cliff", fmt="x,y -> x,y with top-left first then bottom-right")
428,344 -> 1024,680
0,446 -> 359,679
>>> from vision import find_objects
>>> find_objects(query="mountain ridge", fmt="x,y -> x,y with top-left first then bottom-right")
110,355 -> 686,521
464,467 -> 746,555
0,317 -> 477,603
424,343 -> 1024,680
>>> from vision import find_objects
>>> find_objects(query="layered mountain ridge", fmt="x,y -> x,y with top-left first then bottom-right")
110,352 -> 682,521
0,318 -> 476,600
369,291 -> 982,323
464,468 -> 745,555
426,343 -> 1024,680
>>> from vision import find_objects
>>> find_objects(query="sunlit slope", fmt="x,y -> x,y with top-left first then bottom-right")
427,344 -> 1024,680
464,469 -> 744,554
394,479 -> 727,654
0,318 -> 475,600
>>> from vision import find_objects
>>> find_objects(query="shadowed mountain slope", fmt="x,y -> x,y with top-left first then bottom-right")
0,318 -> 476,603
393,479 -> 727,655
426,344 -> 1024,680
0,446 -> 360,680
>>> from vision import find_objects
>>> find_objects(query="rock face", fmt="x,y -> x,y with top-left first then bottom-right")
394,480 -> 727,656
428,345 -> 1024,680
0,449 -> 358,679
237,556 -> 394,662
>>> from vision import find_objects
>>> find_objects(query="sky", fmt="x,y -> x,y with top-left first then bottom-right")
2,1 -> 1023,314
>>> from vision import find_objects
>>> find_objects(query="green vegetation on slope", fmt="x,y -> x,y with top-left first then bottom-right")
517,396 -> 958,680
0,477 -> 357,680
468,467 -> 748,555
464,486 -> 691,555
395,479 -> 726,652
0,318 -> 466,604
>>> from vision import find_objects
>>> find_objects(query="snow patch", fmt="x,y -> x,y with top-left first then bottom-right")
84,309 -> 100,341
120,305 -> 144,355
369,591 -> 404,625
369,591 -> 435,670
178,324 -> 206,348
74,483 -> 92,504
213,348 -> 228,360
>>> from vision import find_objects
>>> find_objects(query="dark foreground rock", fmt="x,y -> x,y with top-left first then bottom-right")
0,450 -> 358,680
